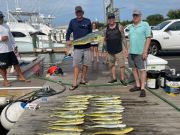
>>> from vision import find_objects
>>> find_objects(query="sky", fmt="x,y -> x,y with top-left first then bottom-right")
0,0 -> 179,26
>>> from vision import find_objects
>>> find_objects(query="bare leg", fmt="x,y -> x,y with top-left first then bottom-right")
81,65 -> 88,82
111,65 -> 116,80
72,66 -> 79,86
91,47 -> 94,62
95,47 -> 99,62
140,70 -> 147,90
13,65 -> 26,80
0,68 -> 11,86
120,66 -> 125,81
133,68 -> 141,87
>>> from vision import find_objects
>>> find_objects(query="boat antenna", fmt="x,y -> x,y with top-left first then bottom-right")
6,0 -> 10,22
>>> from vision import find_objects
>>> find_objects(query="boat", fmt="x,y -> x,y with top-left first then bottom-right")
5,6 -> 65,53
0,56 -> 44,81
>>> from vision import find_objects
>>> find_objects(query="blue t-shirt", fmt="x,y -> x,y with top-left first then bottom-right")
66,18 -> 92,49
129,21 -> 151,55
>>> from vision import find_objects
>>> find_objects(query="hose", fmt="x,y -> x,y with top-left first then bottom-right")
146,87 -> 180,112
4,82 -> 66,124
38,77 -> 134,87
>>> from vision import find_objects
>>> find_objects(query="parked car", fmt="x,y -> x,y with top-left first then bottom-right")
124,24 -> 130,38
150,19 -> 180,55
124,24 -> 154,39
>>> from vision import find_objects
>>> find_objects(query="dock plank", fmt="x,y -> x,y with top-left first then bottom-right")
7,60 -> 180,135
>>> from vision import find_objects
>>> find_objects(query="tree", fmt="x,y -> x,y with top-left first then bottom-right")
146,14 -> 164,26
120,20 -> 133,26
167,9 -> 180,19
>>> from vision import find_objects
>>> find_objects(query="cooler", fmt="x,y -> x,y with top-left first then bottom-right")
147,55 -> 168,71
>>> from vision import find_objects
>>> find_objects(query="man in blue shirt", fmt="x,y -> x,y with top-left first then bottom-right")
128,10 -> 152,97
66,6 -> 92,90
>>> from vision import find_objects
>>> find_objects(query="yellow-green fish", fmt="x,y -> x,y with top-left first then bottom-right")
42,132 -> 81,135
49,126 -> 83,132
72,31 -> 104,46
91,102 -> 122,107
88,124 -> 126,129
50,120 -> 84,126
92,99 -> 122,103
90,116 -> 123,121
94,106 -> 125,110
51,107 -> 87,111
90,109 -> 124,114
50,114 -> 85,119
93,127 -> 134,135
93,121 -> 123,125
87,113 -> 122,117
51,118 -> 84,124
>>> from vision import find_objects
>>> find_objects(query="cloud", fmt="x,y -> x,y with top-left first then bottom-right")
1,0 -> 179,25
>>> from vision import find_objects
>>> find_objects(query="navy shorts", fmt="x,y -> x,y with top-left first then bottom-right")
0,51 -> 19,69
128,54 -> 147,70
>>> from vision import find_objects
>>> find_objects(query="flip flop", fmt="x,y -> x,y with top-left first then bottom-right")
18,79 -> 31,83
3,82 -> 12,87
69,85 -> 79,91
80,81 -> 89,85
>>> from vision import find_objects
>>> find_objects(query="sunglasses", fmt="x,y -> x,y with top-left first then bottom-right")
76,11 -> 83,14
108,17 -> 115,20
133,14 -> 140,17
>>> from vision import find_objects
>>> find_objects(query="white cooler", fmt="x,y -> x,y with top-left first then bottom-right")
147,55 -> 168,71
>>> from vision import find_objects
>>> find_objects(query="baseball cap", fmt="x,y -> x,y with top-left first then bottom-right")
0,11 -> 5,18
75,6 -> 83,12
108,13 -> 115,19
133,9 -> 142,15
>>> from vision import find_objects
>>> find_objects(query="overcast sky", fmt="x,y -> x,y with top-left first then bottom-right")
0,0 -> 179,26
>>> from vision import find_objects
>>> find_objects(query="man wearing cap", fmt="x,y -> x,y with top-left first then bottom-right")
66,6 -> 92,90
0,11 -> 30,87
105,13 -> 128,86
128,10 -> 152,97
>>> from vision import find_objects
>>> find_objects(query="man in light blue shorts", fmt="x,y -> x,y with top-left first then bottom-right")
128,10 -> 152,97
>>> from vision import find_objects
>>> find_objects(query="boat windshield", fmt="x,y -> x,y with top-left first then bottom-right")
152,21 -> 171,30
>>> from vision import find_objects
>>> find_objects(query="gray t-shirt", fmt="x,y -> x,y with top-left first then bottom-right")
0,24 -> 15,53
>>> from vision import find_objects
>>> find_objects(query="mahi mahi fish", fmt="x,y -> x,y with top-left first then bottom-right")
88,124 -> 126,129
93,127 -> 134,135
72,31 -> 104,46
49,126 -> 83,132
87,113 -> 122,117
92,121 -> 123,125
42,132 -> 81,135
90,116 -> 123,121
50,113 -> 85,119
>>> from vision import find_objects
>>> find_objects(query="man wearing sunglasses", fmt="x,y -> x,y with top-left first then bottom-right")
128,10 -> 152,97
66,6 -> 92,90
0,11 -> 29,87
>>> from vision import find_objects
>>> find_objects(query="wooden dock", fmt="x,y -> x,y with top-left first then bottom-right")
5,59 -> 180,135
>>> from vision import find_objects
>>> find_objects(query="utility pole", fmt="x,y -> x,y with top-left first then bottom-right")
105,0 -> 114,23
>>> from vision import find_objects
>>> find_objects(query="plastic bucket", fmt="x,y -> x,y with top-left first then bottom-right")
165,74 -> 180,94
160,69 -> 171,88
147,70 -> 160,89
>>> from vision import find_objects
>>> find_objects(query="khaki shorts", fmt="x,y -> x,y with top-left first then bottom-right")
108,51 -> 125,67
73,48 -> 91,67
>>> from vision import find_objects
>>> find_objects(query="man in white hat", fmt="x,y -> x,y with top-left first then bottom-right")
128,10 -> 152,97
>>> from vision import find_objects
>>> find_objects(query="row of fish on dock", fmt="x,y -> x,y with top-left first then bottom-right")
40,95 -> 134,135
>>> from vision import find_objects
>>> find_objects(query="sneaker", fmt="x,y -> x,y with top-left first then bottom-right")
129,86 -> 141,92
139,89 -> 146,97
108,79 -> 118,84
120,80 -> 127,87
